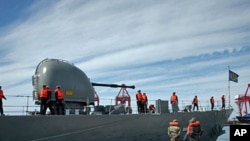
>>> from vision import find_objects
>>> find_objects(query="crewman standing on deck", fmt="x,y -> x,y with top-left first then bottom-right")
45,86 -> 54,115
170,92 -> 179,113
192,96 -> 199,111
55,85 -> 65,115
210,96 -> 215,110
141,92 -> 148,113
0,86 -> 7,116
136,90 -> 143,113
221,95 -> 225,109
40,85 -> 48,115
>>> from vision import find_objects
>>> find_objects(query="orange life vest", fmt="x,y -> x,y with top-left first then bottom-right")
187,121 -> 201,135
171,95 -> 178,102
169,121 -> 180,127
210,97 -> 214,103
40,88 -> 48,98
193,97 -> 198,104
142,94 -> 148,102
136,93 -> 143,101
55,89 -> 64,100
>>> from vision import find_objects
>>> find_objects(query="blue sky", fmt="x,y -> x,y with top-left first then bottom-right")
0,0 -> 249,118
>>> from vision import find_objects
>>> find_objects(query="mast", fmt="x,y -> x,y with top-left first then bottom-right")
228,65 -> 231,107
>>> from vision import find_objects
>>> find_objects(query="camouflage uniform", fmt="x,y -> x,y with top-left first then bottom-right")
168,119 -> 181,141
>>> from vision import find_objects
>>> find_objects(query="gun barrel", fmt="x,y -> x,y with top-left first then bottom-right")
91,83 -> 135,89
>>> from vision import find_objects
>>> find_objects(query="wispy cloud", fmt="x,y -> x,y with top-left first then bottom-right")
0,0 -> 249,117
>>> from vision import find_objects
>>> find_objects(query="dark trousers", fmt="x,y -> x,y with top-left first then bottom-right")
142,102 -> 147,113
45,101 -> 55,115
222,102 -> 225,109
193,103 -> 199,111
0,100 -> 4,115
56,100 -> 65,115
137,101 -> 142,113
40,98 -> 47,115
211,103 -> 214,110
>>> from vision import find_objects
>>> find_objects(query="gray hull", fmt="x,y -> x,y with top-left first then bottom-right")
0,109 -> 232,141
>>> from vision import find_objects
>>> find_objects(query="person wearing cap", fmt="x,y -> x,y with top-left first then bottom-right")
186,117 -> 203,141
135,90 -> 143,113
170,92 -> 179,113
0,86 -> 7,116
40,85 -> 48,115
168,119 -> 181,141
54,85 -> 65,115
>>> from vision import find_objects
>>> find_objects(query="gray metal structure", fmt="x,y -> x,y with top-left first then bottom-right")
32,59 -> 134,114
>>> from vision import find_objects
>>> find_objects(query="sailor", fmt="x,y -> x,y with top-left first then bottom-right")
192,96 -> 199,111
136,90 -> 143,113
0,86 -> 7,116
45,86 -> 55,115
40,85 -> 48,115
210,96 -> 215,110
170,92 -> 179,113
141,93 -> 148,113
221,95 -> 225,109
168,119 -> 181,141
55,85 -> 65,115
148,104 -> 155,113
186,117 -> 203,141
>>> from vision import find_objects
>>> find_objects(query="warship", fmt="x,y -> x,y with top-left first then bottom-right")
0,58 -> 233,141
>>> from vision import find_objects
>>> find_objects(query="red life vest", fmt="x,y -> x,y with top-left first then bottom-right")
142,94 -> 148,102
171,95 -> 178,102
169,121 -> 180,127
0,90 -> 4,99
40,88 -> 48,98
193,97 -> 198,104
55,89 -> 64,100
136,93 -> 143,101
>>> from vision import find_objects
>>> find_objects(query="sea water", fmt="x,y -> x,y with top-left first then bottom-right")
217,126 -> 229,141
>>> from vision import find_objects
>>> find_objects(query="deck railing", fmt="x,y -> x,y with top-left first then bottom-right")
3,99 -> 231,116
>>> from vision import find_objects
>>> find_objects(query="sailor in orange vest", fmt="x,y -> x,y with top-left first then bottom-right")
192,96 -> 199,111
141,93 -> 148,113
136,90 -> 143,113
40,85 -> 48,115
221,95 -> 225,109
210,96 -> 215,110
45,86 -> 55,115
170,92 -> 179,113
168,119 -> 181,141
55,85 -> 65,115
186,117 -> 203,141
0,86 -> 7,116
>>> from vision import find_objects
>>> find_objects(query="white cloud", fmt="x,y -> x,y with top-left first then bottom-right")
0,0 -> 249,118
